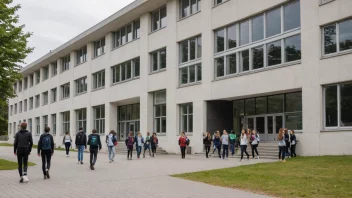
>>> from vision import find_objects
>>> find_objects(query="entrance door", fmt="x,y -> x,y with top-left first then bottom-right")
255,117 -> 265,141
267,114 -> 284,141
246,117 -> 255,130
128,123 -> 135,137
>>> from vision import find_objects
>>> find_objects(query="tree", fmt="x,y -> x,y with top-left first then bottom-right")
0,0 -> 33,135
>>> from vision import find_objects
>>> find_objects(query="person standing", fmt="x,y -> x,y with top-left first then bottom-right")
14,122 -> 33,183
125,132 -> 135,160
290,130 -> 297,157
278,128 -> 286,162
37,126 -> 54,179
179,132 -> 187,159
75,127 -> 87,164
143,132 -> 152,158
62,132 -> 72,157
250,130 -> 260,159
135,132 -> 144,159
106,130 -> 117,163
213,131 -> 222,158
229,131 -> 237,156
284,129 -> 291,158
203,132 -> 212,158
151,132 -> 158,157
221,130 -> 229,159
240,129 -> 250,161
87,129 -> 102,170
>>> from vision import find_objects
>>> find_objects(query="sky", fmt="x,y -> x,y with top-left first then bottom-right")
13,0 -> 135,66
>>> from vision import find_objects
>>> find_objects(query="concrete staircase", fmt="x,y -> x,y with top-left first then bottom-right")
115,142 -> 168,155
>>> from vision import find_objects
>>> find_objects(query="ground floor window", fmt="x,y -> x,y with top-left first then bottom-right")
93,105 -> 105,135
51,114 -> 56,135
76,108 -> 87,132
43,115 -> 48,128
180,103 -> 193,134
154,90 -> 166,133
62,111 -> 70,135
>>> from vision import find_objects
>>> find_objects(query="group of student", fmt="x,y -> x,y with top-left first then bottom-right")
278,128 -> 297,162
124,131 -> 159,160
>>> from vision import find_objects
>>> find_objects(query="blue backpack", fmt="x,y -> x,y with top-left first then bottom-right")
90,135 -> 98,147
42,134 -> 51,150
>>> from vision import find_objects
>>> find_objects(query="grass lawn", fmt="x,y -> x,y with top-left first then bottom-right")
173,156 -> 352,198
0,158 -> 36,170
0,143 -> 76,152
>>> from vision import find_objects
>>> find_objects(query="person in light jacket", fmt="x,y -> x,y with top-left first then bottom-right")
135,132 -> 144,159
62,132 -> 72,157
106,130 -> 117,163
250,130 -> 260,159
240,129 -> 250,161
278,128 -> 286,162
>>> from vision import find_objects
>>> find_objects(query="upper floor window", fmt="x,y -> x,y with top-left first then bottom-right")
179,36 -> 202,63
19,101 -> 22,113
151,48 -> 167,72
24,77 -> 28,90
51,114 -> 56,136
10,105 -> 13,116
61,83 -> 70,100
51,88 -> 57,103
92,70 -> 105,90
43,66 -> 49,81
29,97 -> 33,110
152,6 -> 167,32
52,62 -> 58,76
35,70 -> 40,84
112,20 -> 140,49
14,103 -> 17,114
43,91 -> 48,105
180,0 -> 201,19
62,55 -> 70,72
180,63 -> 202,85
75,76 -> 87,95
112,57 -> 140,84
13,83 -> 17,94
24,99 -> 27,112
214,0 -> 228,6
29,74 -> 34,87
35,117 -> 40,135
35,94 -> 40,108
323,18 -> 352,55
320,0 -> 335,5
18,80 -> 22,92
93,37 -> 105,58
76,46 -> 87,65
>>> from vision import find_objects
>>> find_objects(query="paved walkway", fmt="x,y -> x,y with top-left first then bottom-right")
0,147 -> 273,198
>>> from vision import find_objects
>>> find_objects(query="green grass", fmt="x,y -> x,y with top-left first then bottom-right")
0,143 -> 76,152
0,158 -> 36,170
173,156 -> 352,198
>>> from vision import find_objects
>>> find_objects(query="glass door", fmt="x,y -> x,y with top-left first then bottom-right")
255,117 -> 265,141
267,114 -> 284,141
129,123 -> 135,137
246,117 -> 255,130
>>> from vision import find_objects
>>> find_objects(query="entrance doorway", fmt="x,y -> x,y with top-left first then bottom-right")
245,114 -> 284,141
118,121 -> 140,140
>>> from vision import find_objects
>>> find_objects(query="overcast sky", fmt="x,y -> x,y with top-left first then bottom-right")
14,0 -> 135,65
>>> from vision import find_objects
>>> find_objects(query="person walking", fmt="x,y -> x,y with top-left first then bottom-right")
221,130 -> 229,159
106,130 -> 117,163
14,122 -> 33,183
278,128 -> 286,162
62,132 -> 72,157
143,132 -> 152,158
151,132 -> 158,157
212,131 -> 220,154
240,129 -> 250,161
37,126 -> 54,179
229,131 -> 237,156
284,129 -> 291,158
75,127 -> 87,164
250,130 -> 260,159
88,129 -> 102,170
125,132 -> 135,160
203,132 -> 212,158
135,132 -> 144,159
213,131 -> 222,158
290,130 -> 297,157
179,132 -> 187,159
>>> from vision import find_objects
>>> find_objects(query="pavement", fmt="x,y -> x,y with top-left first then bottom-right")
0,146 -> 274,198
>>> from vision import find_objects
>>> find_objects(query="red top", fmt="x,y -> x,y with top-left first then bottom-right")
179,136 -> 187,147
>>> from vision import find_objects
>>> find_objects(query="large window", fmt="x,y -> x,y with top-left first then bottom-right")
152,6 -> 167,32
18,80 -> 22,92
62,111 -> 70,135
323,18 -> 352,55
35,70 -> 40,84
35,117 -> 40,135
43,115 -> 48,127
61,83 -> 70,99
180,0 -> 201,19
51,88 -> 57,103
75,76 -> 87,95
93,105 -> 105,135
29,74 -> 33,87
93,37 -> 105,57
324,82 -> 352,128
52,61 -> 58,76
43,66 -> 49,81
180,103 -> 193,134
112,20 -> 140,49
29,97 -> 33,110
76,46 -> 87,65
43,91 -> 48,106
76,108 -> 87,132
151,48 -> 167,72
14,104 -> 17,114
28,119 -> 32,133
154,90 -> 166,134
92,70 -> 105,90
62,55 -> 70,72
24,99 -> 27,112
112,57 -> 140,83
214,1 -> 301,79
180,36 -> 202,63
180,64 -> 202,85
24,77 -> 28,90
19,101 -> 22,113
51,114 -> 56,136
35,94 -> 40,108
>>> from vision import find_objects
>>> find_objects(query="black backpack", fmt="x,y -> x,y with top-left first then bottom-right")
42,134 -> 51,150
76,132 -> 85,145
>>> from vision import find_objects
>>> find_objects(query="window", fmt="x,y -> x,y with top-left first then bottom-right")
51,88 -> 57,103
62,55 -> 70,72
35,117 -> 40,135
323,18 -> 352,55
29,74 -> 33,87
320,0 -> 335,5
240,20 -> 250,46
24,77 -> 28,90
9,123 -> 12,135
75,76 -> 87,95
19,101 -> 22,113
92,70 -> 105,90
267,40 -> 282,66
10,105 -> 13,116
112,19 -> 140,49
151,48 -> 167,72
93,37 -> 105,57
180,64 -> 202,85
35,94 -> 40,108
14,104 -> 17,114
93,105 -> 105,135
13,122 -> 16,135
29,97 -> 33,110
180,0 -> 201,19
24,99 -> 27,112
112,57 -> 140,83
285,35 -> 301,62
266,7 -> 281,38
18,80 -> 22,92
252,15 -> 264,42
52,61 -> 58,76
43,66 -> 49,81
214,0 -> 228,6
51,114 -> 56,135
154,90 -> 166,134
43,91 -> 48,105
284,0 -> 300,32
28,119 -> 32,133
61,83 -> 70,99
152,6 -> 167,32
35,70 -> 40,84
76,46 -> 87,65
324,82 -> 352,128
180,36 -> 202,63
14,83 -> 17,93
76,108 -> 87,132
62,111 -> 70,135
180,103 -> 193,134
43,115 -> 48,127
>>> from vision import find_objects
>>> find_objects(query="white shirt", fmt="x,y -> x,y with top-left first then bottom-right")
107,134 -> 114,146
240,135 -> 248,145
137,136 -> 142,146
221,135 -> 229,145
64,135 -> 71,143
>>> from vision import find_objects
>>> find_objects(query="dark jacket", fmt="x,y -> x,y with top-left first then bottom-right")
37,133 -> 55,154
213,137 -> 221,147
151,136 -> 158,147
125,136 -> 135,147
87,134 -> 102,150
203,136 -> 212,147
75,131 -> 87,147
14,130 -> 33,154
284,133 -> 290,143
290,134 -> 297,145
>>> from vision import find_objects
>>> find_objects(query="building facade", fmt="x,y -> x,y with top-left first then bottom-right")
8,0 -> 352,155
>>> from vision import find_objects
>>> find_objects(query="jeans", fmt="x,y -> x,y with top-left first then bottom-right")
137,146 -> 142,158
17,148 -> 29,177
77,145 -> 85,162
279,146 -> 286,160
205,146 -> 210,158
143,144 -> 151,157
180,146 -> 186,159
151,146 -> 156,157
222,144 -> 229,158
127,146 -> 133,159
90,148 -> 98,166
216,145 -> 221,158
108,146 -> 115,161
285,142 -> 291,156
240,145 -> 249,160
291,145 -> 297,157
65,142 -> 71,155
41,150 -> 52,175
251,144 -> 259,158
230,143 -> 235,155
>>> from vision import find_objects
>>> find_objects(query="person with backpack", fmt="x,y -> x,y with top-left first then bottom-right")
62,131 -> 72,157
75,127 -> 87,164
213,131 -> 222,158
212,131 -> 220,154
229,130 -> 237,156
284,128 -> 291,158
278,128 -> 286,162
106,130 -> 117,163
250,130 -> 260,159
135,132 -> 144,159
37,126 -> 54,179
179,132 -> 187,159
151,132 -> 158,157
143,132 -> 152,158
240,129 -> 250,161
125,131 -> 135,160
88,129 -> 102,170
14,122 -> 33,183
290,130 -> 297,157
203,132 -> 212,158
220,130 -> 229,159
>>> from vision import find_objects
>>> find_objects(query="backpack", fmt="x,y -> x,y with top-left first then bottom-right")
77,132 -> 85,145
112,135 -> 117,143
90,135 -> 98,147
256,134 -> 260,142
186,138 -> 190,146
127,137 -> 134,146
42,134 -> 51,150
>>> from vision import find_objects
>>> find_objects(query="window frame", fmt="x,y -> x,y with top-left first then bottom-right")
29,97 -> 33,110
151,6 -> 167,32
92,70 -> 105,90
180,103 -> 193,134
153,90 -> 167,134
24,77 -> 28,90
24,99 -> 27,112
112,19 -> 141,49
62,111 -> 70,136
150,48 -> 167,73
214,0 -> 229,7
75,76 -> 88,95
93,37 -> 105,58
179,35 -> 202,64
93,105 -> 105,135
61,55 -> 70,72
35,70 -> 40,84
43,115 -> 48,128
29,74 -> 34,87
18,80 -> 22,92
76,108 -> 87,132
43,66 -> 49,81
179,63 -> 202,86
51,114 -> 56,136
76,46 -> 87,65
52,61 -> 58,76
19,101 -> 22,113
60,83 -> 70,100
42,91 -> 48,106
179,0 -> 201,19
111,57 -> 140,84
35,94 -> 40,108
35,117 -> 40,135
51,88 -> 57,103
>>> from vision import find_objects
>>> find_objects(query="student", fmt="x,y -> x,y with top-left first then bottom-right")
37,126 -> 54,179
143,132 -> 152,158
62,132 -> 72,157
229,130 -> 237,156
284,129 -> 291,158
221,130 -> 229,159
151,132 -> 158,157
125,132 -> 135,160
106,130 -> 117,163
240,129 -> 250,161
135,132 -> 144,159
278,128 -> 286,162
213,131 -> 222,158
14,122 -> 33,183
75,127 -> 87,164
203,132 -> 212,158
250,130 -> 260,159
179,132 -> 187,159
88,129 -> 102,170
290,130 -> 297,157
